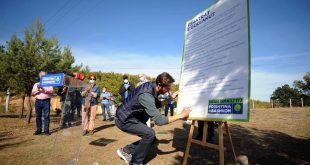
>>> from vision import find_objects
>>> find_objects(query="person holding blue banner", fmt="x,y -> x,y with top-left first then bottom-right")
31,71 -> 54,136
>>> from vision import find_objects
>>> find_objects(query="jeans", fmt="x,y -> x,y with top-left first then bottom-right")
35,99 -> 51,132
164,104 -> 174,116
101,103 -> 112,120
115,118 -> 156,164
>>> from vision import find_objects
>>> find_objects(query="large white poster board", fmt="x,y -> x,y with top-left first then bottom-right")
177,0 -> 250,121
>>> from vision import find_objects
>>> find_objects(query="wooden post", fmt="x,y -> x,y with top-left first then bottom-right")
290,98 -> 292,108
5,88 -> 10,113
252,100 -> 254,109
301,98 -> 303,108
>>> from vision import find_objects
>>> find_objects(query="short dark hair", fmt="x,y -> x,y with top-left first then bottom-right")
123,75 -> 128,80
156,72 -> 175,87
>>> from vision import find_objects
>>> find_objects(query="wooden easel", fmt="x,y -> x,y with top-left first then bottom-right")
183,120 -> 237,165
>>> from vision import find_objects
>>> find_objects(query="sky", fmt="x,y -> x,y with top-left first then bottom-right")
1,0 -> 310,101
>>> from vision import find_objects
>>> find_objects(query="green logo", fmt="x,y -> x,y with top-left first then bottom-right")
55,76 -> 60,83
234,104 -> 241,111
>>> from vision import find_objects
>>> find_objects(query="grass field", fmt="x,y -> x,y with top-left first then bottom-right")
0,108 -> 309,165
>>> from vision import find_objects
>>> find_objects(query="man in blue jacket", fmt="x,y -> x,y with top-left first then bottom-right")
115,72 -> 191,165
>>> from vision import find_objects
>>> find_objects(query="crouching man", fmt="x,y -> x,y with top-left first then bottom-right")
115,72 -> 191,165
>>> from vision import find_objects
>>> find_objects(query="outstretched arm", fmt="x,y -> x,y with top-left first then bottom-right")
167,107 -> 190,123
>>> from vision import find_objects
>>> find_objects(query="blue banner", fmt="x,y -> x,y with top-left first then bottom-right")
40,73 -> 64,87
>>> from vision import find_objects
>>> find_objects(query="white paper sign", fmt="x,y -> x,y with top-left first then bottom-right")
177,0 -> 250,121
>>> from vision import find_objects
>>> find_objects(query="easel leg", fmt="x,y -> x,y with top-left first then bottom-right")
218,122 -> 224,165
224,122 -> 237,164
183,120 -> 195,165
202,121 -> 208,145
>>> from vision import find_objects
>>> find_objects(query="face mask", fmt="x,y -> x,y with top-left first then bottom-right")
89,80 -> 95,84
102,89 -> 106,92
124,79 -> 129,84
139,77 -> 145,82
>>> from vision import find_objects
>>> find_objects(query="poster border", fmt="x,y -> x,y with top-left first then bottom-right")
177,0 -> 251,122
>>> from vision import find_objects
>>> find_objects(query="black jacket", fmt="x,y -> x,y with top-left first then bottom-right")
118,82 -> 135,103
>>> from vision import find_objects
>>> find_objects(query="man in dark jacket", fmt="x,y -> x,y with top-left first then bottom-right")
118,75 -> 135,104
115,72 -> 191,165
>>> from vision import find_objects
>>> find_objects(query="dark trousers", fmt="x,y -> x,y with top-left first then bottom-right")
115,118 -> 156,164
35,99 -> 51,132
164,104 -> 174,116
61,101 -> 72,126
197,121 -> 215,138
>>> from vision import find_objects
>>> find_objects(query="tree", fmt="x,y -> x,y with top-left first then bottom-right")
293,71 -> 310,95
271,84 -> 301,107
293,71 -> 310,106
0,20 -> 76,122
0,45 -> 9,92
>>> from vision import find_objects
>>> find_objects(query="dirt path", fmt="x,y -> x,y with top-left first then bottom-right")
1,108 -> 310,165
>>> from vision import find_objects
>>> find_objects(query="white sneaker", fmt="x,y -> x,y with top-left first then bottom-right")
117,148 -> 132,163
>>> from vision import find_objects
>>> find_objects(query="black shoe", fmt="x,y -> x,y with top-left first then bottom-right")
109,118 -> 114,121
103,119 -> 107,121
33,130 -> 42,135
43,131 -> 50,136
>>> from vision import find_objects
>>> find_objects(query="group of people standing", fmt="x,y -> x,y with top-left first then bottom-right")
31,71 -> 199,165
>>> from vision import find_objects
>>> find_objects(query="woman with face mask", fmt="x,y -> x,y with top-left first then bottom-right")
81,74 -> 101,136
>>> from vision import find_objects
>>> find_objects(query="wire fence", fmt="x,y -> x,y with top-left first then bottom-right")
251,98 -> 310,109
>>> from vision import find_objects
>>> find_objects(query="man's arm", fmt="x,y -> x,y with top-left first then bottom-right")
167,107 -> 190,123
139,93 -> 168,126
138,93 -> 190,126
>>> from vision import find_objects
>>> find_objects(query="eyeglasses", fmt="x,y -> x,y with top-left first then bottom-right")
162,85 -> 172,91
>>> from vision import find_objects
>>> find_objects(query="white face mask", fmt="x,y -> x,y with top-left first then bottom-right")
139,77 -> 145,82
124,79 -> 129,84
89,80 -> 95,84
